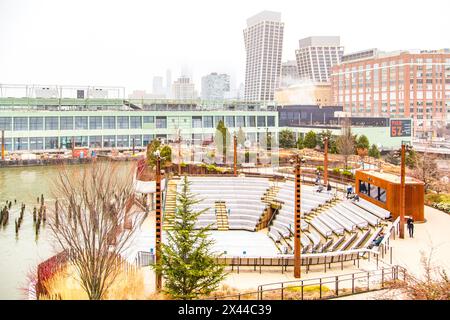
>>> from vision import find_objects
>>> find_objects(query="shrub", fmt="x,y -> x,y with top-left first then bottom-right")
316,166 -> 324,172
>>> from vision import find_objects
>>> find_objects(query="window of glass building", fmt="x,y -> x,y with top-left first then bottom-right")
143,135 -> 155,146
59,137 -> 73,149
203,116 -> 213,128
14,137 -> 28,150
246,116 -> 256,127
267,116 -> 275,127
29,117 -> 43,130
130,116 -> 142,129
30,137 -> 44,150
45,117 -> 59,130
117,135 -> 129,147
215,116 -> 224,126
192,116 -> 202,128
130,135 -> 142,147
60,116 -> 74,130
103,135 -> 116,148
143,116 -> 154,124
75,116 -> 88,130
13,117 -> 28,131
155,117 -> 167,129
0,117 -> 12,131
103,116 -> 116,129
2,138 -> 12,151
225,116 -> 235,127
75,136 -> 88,147
88,136 -> 102,148
118,116 -> 129,129
89,116 -> 102,130
235,116 -> 245,128
257,116 -> 266,127
45,137 -> 58,149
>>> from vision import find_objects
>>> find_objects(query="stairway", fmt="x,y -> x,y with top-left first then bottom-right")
215,201 -> 229,231
163,180 -> 178,230
261,185 -> 280,204
257,186 -> 281,230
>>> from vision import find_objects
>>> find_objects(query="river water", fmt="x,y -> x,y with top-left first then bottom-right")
0,163 -> 131,299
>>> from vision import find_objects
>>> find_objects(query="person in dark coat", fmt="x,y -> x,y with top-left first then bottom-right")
407,217 -> 414,238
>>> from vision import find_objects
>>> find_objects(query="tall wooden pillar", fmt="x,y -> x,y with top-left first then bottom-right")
155,155 -> 162,290
400,144 -> 406,239
294,155 -> 302,278
1,130 -> 5,161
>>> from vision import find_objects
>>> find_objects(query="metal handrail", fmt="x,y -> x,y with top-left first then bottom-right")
208,265 -> 406,300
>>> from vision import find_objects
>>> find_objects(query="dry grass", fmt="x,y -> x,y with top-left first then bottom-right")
40,264 -> 146,300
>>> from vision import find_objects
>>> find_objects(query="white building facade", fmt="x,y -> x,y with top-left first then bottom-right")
295,36 -> 344,83
243,11 -> 284,101
172,76 -> 197,100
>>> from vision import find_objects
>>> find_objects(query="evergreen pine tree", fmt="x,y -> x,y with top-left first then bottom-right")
155,176 -> 227,299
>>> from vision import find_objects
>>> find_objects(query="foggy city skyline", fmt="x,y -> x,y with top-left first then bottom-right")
1,0 -> 449,95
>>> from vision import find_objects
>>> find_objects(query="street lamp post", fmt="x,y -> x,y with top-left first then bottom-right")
398,141 -> 413,239
290,153 -> 305,278
154,150 -> 163,290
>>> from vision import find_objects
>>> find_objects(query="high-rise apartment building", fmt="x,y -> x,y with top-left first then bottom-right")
280,60 -> 299,88
172,76 -> 197,100
331,49 -> 450,138
295,36 -> 344,83
243,11 -> 284,101
201,73 -> 230,100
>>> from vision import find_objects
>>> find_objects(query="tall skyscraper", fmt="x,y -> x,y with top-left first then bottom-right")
295,36 -> 344,83
331,48 -> 450,138
243,11 -> 284,101
172,76 -> 197,100
201,73 -> 230,100
152,76 -> 164,95
280,60 -> 299,88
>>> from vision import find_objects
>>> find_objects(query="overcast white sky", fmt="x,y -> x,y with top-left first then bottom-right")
1,0 -> 449,94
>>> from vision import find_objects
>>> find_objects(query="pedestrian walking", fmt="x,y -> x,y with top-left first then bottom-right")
407,217 -> 414,238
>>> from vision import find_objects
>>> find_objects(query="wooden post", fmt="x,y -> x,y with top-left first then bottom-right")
323,136 -> 328,186
155,153 -> 162,291
1,130 -> 5,160
294,154 -> 302,278
132,138 -> 135,156
233,134 -> 237,176
400,144 -> 406,239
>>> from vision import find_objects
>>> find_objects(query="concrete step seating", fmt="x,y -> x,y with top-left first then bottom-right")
181,176 -> 270,231
353,198 -> 391,219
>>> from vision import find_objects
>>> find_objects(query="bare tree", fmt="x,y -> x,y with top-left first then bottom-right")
47,161 -> 145,300
389,249 -> 450,300
410,151 -> 439,193
336,116 -> 355,169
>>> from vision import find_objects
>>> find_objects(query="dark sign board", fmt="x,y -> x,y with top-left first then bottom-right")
77,90 -> 85,99
390,119 -> 412,137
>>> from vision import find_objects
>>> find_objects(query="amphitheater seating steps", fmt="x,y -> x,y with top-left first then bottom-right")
215,201 -> 229,231
163,180 -> 178,230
